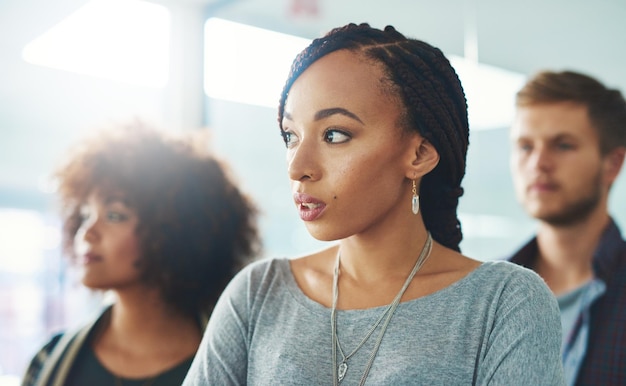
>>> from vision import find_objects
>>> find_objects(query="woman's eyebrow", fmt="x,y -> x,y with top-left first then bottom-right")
314,108 -> 363,124
283,108 -> 364,124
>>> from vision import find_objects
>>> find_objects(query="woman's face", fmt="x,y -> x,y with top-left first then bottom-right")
281,50 -> 419,241
73,191 -> 143,290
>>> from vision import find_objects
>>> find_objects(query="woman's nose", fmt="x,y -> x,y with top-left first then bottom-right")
79,214 -> 100,243
287,139 -> 320,182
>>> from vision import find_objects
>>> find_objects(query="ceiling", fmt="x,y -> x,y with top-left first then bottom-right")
1,0 -> 625,211
208,0 -> 626,92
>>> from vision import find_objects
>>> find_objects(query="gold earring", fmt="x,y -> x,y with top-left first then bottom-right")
411,180 -> 419,215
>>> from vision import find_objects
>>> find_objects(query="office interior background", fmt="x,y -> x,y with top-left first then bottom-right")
1,0 -> 625,383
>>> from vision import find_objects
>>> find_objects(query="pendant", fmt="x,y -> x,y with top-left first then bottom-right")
412,194 -> 419,215
338,362 -> 348,382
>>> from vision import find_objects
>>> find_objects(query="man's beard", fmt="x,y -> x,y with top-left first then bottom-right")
536,172 -> 602,227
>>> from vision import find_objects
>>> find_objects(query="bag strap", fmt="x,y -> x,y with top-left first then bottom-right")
35,307 -> 111,386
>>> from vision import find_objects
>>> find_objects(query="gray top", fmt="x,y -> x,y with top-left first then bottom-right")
183,258 -> 565,385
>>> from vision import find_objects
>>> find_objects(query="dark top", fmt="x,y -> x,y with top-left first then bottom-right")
21,306 -> 201,386
66,342 -> 193,386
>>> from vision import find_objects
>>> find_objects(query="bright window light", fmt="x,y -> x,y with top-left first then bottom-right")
0,208 -> 60,273
204,19 -> 525,130
204,18 -> 310,108
459,212 -> 526,238
449,57 -> 526,130
22,0 -> 170,87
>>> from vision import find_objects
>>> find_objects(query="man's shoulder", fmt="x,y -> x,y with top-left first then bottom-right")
505,236 -> 538,268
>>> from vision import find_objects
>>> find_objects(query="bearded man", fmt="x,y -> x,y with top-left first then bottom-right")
508,70 -> 626,386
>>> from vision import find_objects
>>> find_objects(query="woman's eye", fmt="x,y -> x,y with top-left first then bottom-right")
281,130 -> 298,148
324,129 -> 351,144
106,211 -> 128,222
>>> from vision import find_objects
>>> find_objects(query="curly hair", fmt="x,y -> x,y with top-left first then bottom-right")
516,70 -> 626,154
277,23 -> 469,251
54,121 -> 260,316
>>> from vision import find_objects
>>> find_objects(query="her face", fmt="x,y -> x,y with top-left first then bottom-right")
73,191 -> 143,290
281,50 -> 419,241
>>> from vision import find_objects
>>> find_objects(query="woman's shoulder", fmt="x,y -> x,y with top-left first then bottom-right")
21,331 -> 65,384
223,257 -> 293,295
430,261 -> 560,342
20,326 -> 88,386
225,252 -> 335,307
238,247 -> 336,282
470,260 -> 557,308
478,260 -> 548,287
425,259 -> 553,305
238,256 -> 291,278
21,307 -> 111,386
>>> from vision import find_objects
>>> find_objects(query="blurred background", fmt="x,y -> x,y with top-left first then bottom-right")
1,0 -> 625,383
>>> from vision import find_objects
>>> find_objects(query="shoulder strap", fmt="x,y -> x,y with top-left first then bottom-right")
35,307 -> 111,386
199,311 -> 210,331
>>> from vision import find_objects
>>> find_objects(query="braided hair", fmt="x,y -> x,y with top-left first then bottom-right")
278,23 -> 469,251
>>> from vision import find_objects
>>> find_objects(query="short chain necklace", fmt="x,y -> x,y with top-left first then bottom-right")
331,232 -> 433,386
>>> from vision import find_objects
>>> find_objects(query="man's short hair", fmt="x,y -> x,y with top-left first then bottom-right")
516,70 -> 626,154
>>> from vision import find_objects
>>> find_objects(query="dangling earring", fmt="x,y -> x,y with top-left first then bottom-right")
411,180 -> 419,215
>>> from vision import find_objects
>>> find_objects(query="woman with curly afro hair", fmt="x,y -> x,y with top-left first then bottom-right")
22,121 -> 260,386
184,23 -> 564,385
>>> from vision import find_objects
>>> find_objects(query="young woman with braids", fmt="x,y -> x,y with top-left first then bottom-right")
21,122 -> 260,386
183,23 -> 565,385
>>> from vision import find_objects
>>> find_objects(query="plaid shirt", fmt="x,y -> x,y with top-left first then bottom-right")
509,218 -> 626,385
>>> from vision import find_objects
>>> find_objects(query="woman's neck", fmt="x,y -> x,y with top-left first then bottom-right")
91,287 -> 201,378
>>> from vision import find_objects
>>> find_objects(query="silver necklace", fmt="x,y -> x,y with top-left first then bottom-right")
331,232 -> 433,386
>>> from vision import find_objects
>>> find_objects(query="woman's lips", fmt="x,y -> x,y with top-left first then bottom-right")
82,252 -> 102,265
293,193 -> 327,221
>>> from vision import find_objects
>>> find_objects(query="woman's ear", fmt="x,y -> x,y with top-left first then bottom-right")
406,136 -> 440,179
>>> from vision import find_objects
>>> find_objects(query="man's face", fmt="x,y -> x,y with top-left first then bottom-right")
510,102 -> 610,226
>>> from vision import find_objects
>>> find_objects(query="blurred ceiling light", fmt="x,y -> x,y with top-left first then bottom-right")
22,0 -> 170,87
204,18 -> 310,108
204,18 -> 526,131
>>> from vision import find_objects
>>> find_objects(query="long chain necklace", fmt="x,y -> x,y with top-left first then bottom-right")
331,232 -> 433,386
